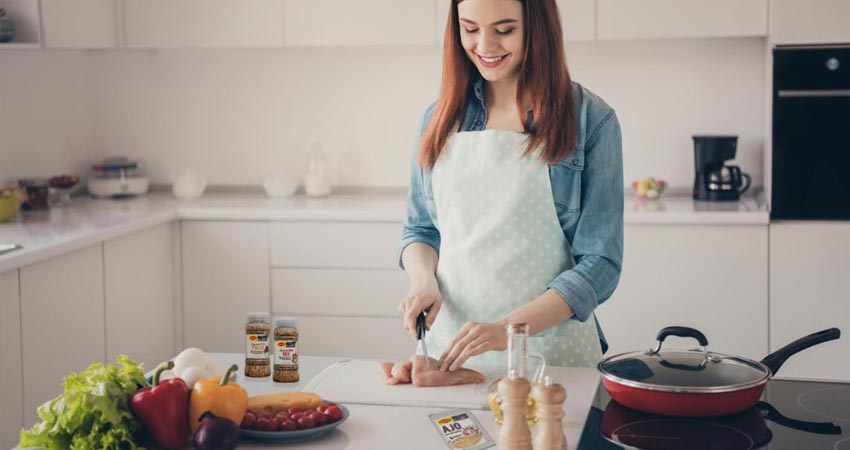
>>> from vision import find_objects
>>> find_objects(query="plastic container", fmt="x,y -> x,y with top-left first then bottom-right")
245,312 -> 271,378
273,317 -> 299,383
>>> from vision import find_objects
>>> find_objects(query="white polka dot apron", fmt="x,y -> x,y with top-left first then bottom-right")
427,130 -> 602,368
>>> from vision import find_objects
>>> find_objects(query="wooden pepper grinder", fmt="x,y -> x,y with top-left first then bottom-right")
498,369 -> 532,450
531,376 -> 567,450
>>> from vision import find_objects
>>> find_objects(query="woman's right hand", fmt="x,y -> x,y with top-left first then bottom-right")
399,277 -> 442,337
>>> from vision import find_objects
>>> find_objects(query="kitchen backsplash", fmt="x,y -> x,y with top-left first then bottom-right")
1,37 -> 765,189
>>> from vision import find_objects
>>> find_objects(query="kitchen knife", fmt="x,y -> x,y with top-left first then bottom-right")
416,311 -> 431,367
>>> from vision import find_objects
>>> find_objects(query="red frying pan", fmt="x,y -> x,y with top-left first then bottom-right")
597,326 -> 841,417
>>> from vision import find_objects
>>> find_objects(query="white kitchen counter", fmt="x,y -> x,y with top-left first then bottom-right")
195,354 -> 600,450
0,190 -> 769,273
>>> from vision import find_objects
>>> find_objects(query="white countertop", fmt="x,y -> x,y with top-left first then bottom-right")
195,354 -> 600,450
12,353 -> 601,450
0,190 -> 769,273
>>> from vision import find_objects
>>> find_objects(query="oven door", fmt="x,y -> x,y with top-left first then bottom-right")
772,47 -> 850,221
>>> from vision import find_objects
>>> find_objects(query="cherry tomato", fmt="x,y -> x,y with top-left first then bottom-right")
241,413 -> 257,429
297,416 -> 316,429
275,412 -> 290,421
290,412 -> 306,422
281,420 -> 297,431
309,411 -> 328,426
256,417 -> 274,431
274,415 -> 291,430
259,412 -> 273,421
316,404 -> 329,414
288,407 -> 305,415
324,406 -> 344,423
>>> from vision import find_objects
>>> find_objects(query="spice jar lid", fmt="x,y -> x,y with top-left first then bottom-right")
246,312 -> 270,323
274,316 -> 297,328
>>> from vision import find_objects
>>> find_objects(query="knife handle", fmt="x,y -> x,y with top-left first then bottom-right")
416,312 -> 427,340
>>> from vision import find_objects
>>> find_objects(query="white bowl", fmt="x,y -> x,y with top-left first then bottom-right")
263,176 -> 299,198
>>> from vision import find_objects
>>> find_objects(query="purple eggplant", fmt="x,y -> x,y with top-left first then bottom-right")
193,411 -> 240,450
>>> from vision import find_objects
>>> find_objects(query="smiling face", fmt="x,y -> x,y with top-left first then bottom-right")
457,0 -> 525,83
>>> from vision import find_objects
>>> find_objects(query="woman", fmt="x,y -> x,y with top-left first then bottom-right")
398,0 -> 623,372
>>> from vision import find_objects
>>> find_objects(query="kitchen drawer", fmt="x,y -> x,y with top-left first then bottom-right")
294,316 -> 412,360
272,268 -> 407,317
269,221 -> 402,269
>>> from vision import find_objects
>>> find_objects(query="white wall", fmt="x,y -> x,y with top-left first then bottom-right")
2,38 -> 766,189
0,51 -> 97,188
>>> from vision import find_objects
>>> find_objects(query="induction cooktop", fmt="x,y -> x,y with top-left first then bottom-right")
577,378 -> 849,450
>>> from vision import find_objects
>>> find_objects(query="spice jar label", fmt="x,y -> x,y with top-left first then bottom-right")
275,339 -> 298,366
246,334 -> 270,360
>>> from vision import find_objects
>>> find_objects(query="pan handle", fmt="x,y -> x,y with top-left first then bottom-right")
757,401 -> 843,435
760,328 -> 841,376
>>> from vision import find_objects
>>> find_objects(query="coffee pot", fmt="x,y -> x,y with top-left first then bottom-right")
693,135 -> 751,201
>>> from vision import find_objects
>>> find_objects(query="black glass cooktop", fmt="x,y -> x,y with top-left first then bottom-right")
577,379 -> 849,450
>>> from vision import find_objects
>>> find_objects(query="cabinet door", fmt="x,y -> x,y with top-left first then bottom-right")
104,224 -> 173,371
0,270 -> 22,450
597,0 -> 768,40
770,223 -> 850,381
297,316 -> 411,360
20,245 -> 105,426
770,0 -> 850,45
596,225 -> 768,360
438,0 -> 595,44
182,221 -> 270,353
284,0 -> 435,47
269,221 -> 401,269
41,0 -> 118,48
124,0 -> 283,48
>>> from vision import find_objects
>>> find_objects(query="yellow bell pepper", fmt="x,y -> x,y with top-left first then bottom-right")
189,364 -> 248,432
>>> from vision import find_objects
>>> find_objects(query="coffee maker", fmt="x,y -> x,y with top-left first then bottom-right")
693,135 -> 751,201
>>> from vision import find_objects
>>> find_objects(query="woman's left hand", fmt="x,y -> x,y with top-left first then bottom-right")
439,321 -> 508,372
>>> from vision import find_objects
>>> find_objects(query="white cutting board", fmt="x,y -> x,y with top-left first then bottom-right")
302,359 -> 602,412
302,359 -> 504,409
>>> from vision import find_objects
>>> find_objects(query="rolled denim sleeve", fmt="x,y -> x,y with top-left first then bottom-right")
397,104 -> 441,269
549,110 -> 624,322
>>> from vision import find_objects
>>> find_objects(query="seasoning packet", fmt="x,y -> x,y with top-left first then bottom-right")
429,409 -> 495,450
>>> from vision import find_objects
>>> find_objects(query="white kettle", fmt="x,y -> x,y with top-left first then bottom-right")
172,169 -> 207,199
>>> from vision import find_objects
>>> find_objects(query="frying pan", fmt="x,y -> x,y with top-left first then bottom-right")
597,326 -> 841,417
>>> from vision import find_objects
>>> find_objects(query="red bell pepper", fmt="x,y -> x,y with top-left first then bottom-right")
130,361 -> 190,450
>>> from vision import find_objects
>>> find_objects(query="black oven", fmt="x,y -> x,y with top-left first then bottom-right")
772,45 -> 850,220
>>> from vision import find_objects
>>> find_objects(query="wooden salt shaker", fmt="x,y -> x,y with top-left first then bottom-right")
498,370 -> 532,450
531,376 -> 567,450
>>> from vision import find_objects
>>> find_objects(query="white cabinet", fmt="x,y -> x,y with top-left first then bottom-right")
271,268 -> 407,317
19,245 -> 105,426
438,0 -> 594,44
559,0 -> 595,42
104,224 -> 173,371
124,0 -> 283,48
596,225 -> 768,360
0,0 -> 41,48
770,0 -> 850,45
0,270 -> 22,450
284,0 -> 435,47
181,221 -> 270,353
269,220 -> 411,359
597,0 -> 768,40
770,223 -> 850,381
269,221 -> 401,269
41,0 -> 118,48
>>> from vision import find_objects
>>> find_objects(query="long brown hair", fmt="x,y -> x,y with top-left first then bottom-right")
419,0 -> 576,169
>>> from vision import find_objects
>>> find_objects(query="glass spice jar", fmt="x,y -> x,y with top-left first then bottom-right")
245,312 -> 271,378
273,317 -> 299,383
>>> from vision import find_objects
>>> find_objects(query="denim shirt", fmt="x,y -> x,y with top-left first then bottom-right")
398,77 -> 624,354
